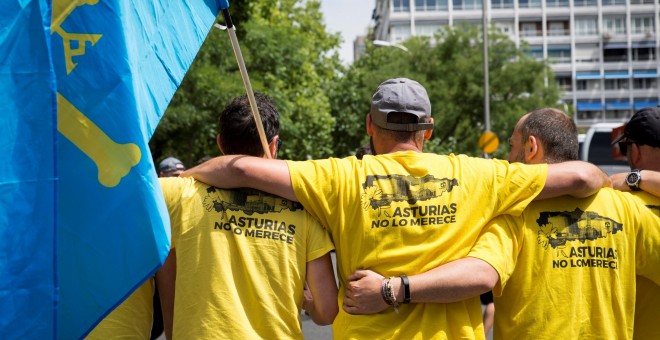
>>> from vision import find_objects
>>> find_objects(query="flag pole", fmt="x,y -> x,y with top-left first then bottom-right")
217,1 -> 272,158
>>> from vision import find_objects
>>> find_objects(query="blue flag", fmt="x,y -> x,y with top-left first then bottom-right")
1,0 -> 220,338
0,1 -> 58,338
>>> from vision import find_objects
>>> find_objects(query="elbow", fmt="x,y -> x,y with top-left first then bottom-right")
475,263 -> 499,293
312,308 -> 337,326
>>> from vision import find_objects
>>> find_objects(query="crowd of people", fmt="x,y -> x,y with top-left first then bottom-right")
89,77 -> 660,339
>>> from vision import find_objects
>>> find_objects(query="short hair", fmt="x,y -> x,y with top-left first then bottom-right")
519,108 -> 578,163
374,112 -> 430,143
218,93 -> 280,157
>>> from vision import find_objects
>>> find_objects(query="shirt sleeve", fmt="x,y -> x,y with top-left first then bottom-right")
491,160 -> 548,217
305,213 -> 335,262
468,214 -> 524,296
159,177 -> 189,249
286,158 -> 343,229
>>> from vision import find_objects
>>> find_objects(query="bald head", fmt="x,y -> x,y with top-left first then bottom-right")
508,108 -> 578,164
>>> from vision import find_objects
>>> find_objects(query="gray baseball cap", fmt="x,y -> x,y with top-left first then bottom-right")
158,157 -> 185,173
370,78 -> 433,132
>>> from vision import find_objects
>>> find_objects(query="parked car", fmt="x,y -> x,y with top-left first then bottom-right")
580,123 -> 629,175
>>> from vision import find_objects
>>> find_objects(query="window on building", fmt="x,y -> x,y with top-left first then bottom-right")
518,0 -> 541,8
490,0 -> 514,8
573,0 -> 597,6
494,21 -> 514,36
576,80 -> 588,90
633,78 -> 658,89
520,22 -> 541,37
575,44 -> 600,62
416,23 -> 443,37
391,25 -> 412,42
604,48 -> 628,62
604,16 -> 627,35
604,79 -> 629,90
632,16 -> 655,35
605,110 -> 630,120
632,47 -> 656,61
548,46 -> 571,63
415,0 -> 449,11
547,21 -> 568,36
393,0 -> 411,12
630,0 -> 654,4
575,17 -> 598,36
524,45 -> 543,60
546,0 -> 568,7
602,0 -> 625,5
453,0 -> 482,10
577,110 -> 602,121
555,75 -> 572,91
576,79 -> 601,91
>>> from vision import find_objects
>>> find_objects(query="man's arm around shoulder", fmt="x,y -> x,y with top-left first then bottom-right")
537,161 -> 610,200
181,155 -> 297,201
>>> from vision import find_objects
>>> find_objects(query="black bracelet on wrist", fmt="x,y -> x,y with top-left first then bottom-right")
400,274 -> 410,304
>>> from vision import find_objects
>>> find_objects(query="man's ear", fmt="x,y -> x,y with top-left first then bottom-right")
268,135 -> 279,159
423,118 -> 434,140
216,134 -> 225,155
366,114 -> 374,136
525,135 -> 539,162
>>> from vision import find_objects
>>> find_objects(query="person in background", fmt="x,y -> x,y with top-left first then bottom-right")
158,157 -> 186,178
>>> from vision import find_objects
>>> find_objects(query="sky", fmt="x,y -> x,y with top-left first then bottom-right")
320,0 -> 375,65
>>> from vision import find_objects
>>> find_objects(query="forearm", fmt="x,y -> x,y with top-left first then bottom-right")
401,257 -> 498,304
305,253 -> 338,325
181,155 -> 297,201
537,161 -> 610,200
155,249 -> 176,340
343,257 -> 498,315
611,170 -> 660,196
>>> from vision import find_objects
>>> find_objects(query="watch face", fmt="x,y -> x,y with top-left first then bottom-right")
626,172 -> 640,186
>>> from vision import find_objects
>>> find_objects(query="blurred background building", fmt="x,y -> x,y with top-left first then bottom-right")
367,0 -> 660,128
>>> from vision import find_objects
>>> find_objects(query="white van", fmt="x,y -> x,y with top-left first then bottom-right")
581,122 -> 629,175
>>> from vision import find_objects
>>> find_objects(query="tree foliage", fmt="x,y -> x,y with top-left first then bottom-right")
328,25 -> 562,158
150,0 -> 342,165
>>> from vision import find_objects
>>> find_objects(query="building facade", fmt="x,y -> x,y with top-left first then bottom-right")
372,0 -> 660,127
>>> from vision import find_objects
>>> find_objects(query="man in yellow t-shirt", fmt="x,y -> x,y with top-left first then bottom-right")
342,108 -> 660,339
159,94 -> 338,339
183,80 -> 610,339
609,107 -> 660,339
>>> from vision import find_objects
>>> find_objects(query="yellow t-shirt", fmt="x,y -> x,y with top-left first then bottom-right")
86,278 -> 154,339
468,189 -> 660,339
633,192 -> 660,340
160,177 -> 334,339
286,152 -> 547,339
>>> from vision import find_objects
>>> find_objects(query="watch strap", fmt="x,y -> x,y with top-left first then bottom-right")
400,274 -> 410,304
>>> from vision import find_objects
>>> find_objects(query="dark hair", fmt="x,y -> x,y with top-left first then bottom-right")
375,112 -> 430,143
519,108 -> 578,163
355,143 -> 372,159
218,93 -> 280,157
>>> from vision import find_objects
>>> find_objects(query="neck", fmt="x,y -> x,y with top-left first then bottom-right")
373,140 -> 423,155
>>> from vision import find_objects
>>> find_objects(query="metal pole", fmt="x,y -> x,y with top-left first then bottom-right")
482,0 -> 490,133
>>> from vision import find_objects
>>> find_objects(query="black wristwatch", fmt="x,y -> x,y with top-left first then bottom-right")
626,169 -> 642,191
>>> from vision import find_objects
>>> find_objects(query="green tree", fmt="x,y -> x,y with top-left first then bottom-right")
150,0 -> 342,166
329,25 -> 562,158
